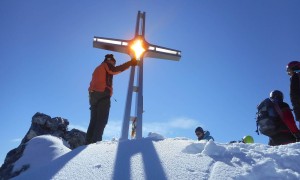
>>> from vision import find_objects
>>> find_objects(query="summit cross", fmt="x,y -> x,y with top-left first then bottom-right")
93,11 -> 181,140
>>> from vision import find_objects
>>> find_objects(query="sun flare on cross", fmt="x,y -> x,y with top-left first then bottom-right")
130,39 -> 146,60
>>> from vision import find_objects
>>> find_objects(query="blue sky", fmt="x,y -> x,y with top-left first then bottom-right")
1,0 -> 300,163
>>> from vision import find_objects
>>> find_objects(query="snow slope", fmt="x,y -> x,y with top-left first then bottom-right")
11,134 -> 300,180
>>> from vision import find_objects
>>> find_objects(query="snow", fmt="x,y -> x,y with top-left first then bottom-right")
11,134 -> 300,180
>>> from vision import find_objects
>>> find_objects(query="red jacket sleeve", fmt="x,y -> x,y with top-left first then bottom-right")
281,107 -> 300,134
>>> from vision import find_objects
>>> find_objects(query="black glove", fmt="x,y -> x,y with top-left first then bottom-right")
131,58 -> 138,66
293,132 -> 300,142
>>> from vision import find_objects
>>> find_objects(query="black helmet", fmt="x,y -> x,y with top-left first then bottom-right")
105,54 -> 116,62
286,61 -> 300,71
195,127 -> 204,133
270,90 -> 283,102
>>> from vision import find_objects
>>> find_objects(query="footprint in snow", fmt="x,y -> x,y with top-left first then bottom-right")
93,164 -> 101,169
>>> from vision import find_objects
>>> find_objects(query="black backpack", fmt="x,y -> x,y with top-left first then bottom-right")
256,98 -> 282,136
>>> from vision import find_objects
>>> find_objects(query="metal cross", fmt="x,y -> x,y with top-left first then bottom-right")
93,11 -> 181,140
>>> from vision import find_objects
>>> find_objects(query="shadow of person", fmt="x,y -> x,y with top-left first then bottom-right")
112,139 -> 167,180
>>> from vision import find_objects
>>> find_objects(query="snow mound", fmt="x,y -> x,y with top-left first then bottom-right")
11,134 -> 300,180
13,135 -> 71,172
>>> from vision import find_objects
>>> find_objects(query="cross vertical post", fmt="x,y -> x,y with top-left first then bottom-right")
120,11 -> 145,140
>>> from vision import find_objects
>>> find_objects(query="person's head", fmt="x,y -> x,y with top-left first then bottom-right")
286,61 -> 300,76
242,135 -> 254,144
104,54 -> 116,66
269,90 -> 284,102
195,127 -> 204,140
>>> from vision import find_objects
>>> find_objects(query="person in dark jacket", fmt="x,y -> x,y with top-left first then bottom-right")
86,54 -> 137,144
268,90 -> 300,146
195,126 -> 214,141
286,61 -> 300,127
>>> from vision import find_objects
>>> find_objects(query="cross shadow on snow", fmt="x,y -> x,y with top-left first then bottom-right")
112,139 -> 167,180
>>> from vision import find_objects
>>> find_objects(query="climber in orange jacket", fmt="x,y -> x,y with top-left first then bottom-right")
86,54 -> 137,144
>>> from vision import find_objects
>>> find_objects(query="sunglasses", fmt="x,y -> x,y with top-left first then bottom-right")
108,59 -> 116,65
196,132 -> 203,136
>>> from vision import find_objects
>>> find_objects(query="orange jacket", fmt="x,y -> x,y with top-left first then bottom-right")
88,61 -> 131,96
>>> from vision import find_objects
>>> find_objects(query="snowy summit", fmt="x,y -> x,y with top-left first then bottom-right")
10,133 -> 300,180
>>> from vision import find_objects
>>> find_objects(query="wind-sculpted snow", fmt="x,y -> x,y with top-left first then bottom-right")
182,139 -> 300,179
10,134 -> 300,180
13,135 -> 71,172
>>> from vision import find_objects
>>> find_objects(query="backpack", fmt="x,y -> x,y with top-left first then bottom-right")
256,98 -> 282,136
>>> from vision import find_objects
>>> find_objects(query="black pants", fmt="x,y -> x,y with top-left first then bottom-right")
86,91 -> 111,144
268,132 -> 296,146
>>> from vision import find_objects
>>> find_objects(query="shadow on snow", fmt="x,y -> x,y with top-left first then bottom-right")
113,139 -> 167,180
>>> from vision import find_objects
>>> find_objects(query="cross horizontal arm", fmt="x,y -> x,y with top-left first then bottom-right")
145,43 -> 181,61
94,36 -> 181,61
93,36 -> 130,55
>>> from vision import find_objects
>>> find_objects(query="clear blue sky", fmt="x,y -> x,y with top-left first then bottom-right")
1,0 -> 300,163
